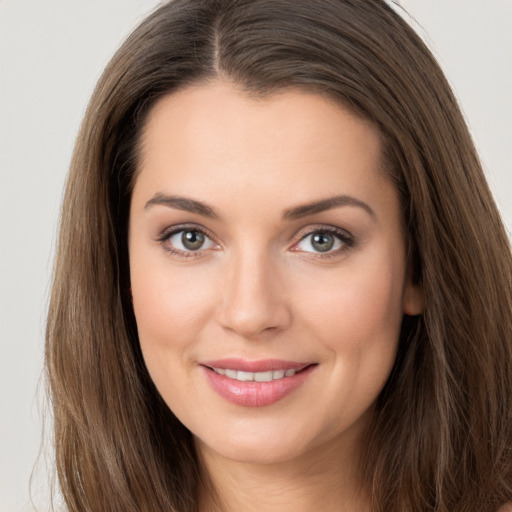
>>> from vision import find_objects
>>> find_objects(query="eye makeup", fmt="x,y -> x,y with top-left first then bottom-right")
155,223 -> 220,258
154,221 -> 355,261
290,224 -> 355,260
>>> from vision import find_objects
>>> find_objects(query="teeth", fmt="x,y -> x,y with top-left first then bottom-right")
212,368 -> 298,381
254,371 -> 272,382
237,371 -> 253,381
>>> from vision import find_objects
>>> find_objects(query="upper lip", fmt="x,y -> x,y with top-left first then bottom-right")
200,358 -> 313,373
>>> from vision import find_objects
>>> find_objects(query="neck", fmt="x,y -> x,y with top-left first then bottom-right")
196,435 -> 370,512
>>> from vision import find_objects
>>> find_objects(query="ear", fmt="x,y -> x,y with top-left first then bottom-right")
403,266 -> 424,316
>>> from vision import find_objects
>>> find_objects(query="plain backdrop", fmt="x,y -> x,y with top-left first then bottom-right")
1,1 -> 511,510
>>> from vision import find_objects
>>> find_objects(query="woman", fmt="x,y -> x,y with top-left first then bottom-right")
45,0 -> 512,510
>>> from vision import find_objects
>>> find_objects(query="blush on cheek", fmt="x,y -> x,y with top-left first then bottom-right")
312,267 -> 403,344
132,265 -> 219,365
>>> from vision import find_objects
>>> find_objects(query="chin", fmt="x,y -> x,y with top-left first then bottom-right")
192,409 -> 367,468
197,433 -> 311,466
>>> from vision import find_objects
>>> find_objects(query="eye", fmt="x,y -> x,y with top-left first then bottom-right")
293,228 -> 353,255
159,227 -> 218,255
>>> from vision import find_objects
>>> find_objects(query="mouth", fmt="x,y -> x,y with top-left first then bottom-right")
207,365 -> 310,382
200,359 -> 317,407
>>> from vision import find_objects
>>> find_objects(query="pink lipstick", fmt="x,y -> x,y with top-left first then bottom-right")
200,359 -> 316,407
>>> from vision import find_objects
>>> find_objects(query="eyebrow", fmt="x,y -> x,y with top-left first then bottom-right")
144,193 -> 376,222
144,193 -> 220,219
282,194 -> 376,221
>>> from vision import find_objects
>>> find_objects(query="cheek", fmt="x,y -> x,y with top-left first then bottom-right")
304,256 -> 405,420
130,262 -> 222,420
304,258 -> 404,340
130,253 -> 218,369
295,245 -> 406,396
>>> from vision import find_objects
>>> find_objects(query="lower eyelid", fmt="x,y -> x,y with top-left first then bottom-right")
300,236 -> 344,251
156,225 -> 353,257
155,226 -> 219,256
289,227 -> 355,258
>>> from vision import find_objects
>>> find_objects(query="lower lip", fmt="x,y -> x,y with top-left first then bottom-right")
202,365 -> 315,407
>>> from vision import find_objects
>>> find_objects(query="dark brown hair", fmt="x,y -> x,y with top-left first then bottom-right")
46,1 -> 512,510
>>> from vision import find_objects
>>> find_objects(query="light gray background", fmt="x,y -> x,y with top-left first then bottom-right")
1,1 -> 511,510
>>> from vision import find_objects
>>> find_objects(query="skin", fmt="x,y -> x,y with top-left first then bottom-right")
129,80 -> 424,511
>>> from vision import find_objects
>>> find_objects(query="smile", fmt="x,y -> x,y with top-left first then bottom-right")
210,368 -> 299,382
201,359 -> 316,407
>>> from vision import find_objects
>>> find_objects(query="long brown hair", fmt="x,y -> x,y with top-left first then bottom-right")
45,1 -> 512,510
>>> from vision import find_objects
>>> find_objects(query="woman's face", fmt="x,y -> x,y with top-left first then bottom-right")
129,81 -> 423,464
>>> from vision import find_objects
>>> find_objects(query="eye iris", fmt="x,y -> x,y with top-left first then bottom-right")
182,230 -> 204,250
311,232 -> 334,252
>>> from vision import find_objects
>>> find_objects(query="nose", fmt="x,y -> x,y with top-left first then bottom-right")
217,249 -> 292,339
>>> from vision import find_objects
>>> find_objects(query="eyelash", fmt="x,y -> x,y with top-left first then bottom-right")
291,225 -> 354,259
156,224 -> 218,258
156,224 -> 354,259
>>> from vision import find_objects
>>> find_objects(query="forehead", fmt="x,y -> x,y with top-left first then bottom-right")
139,81 -> 381,160
133,80 -> 394,217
